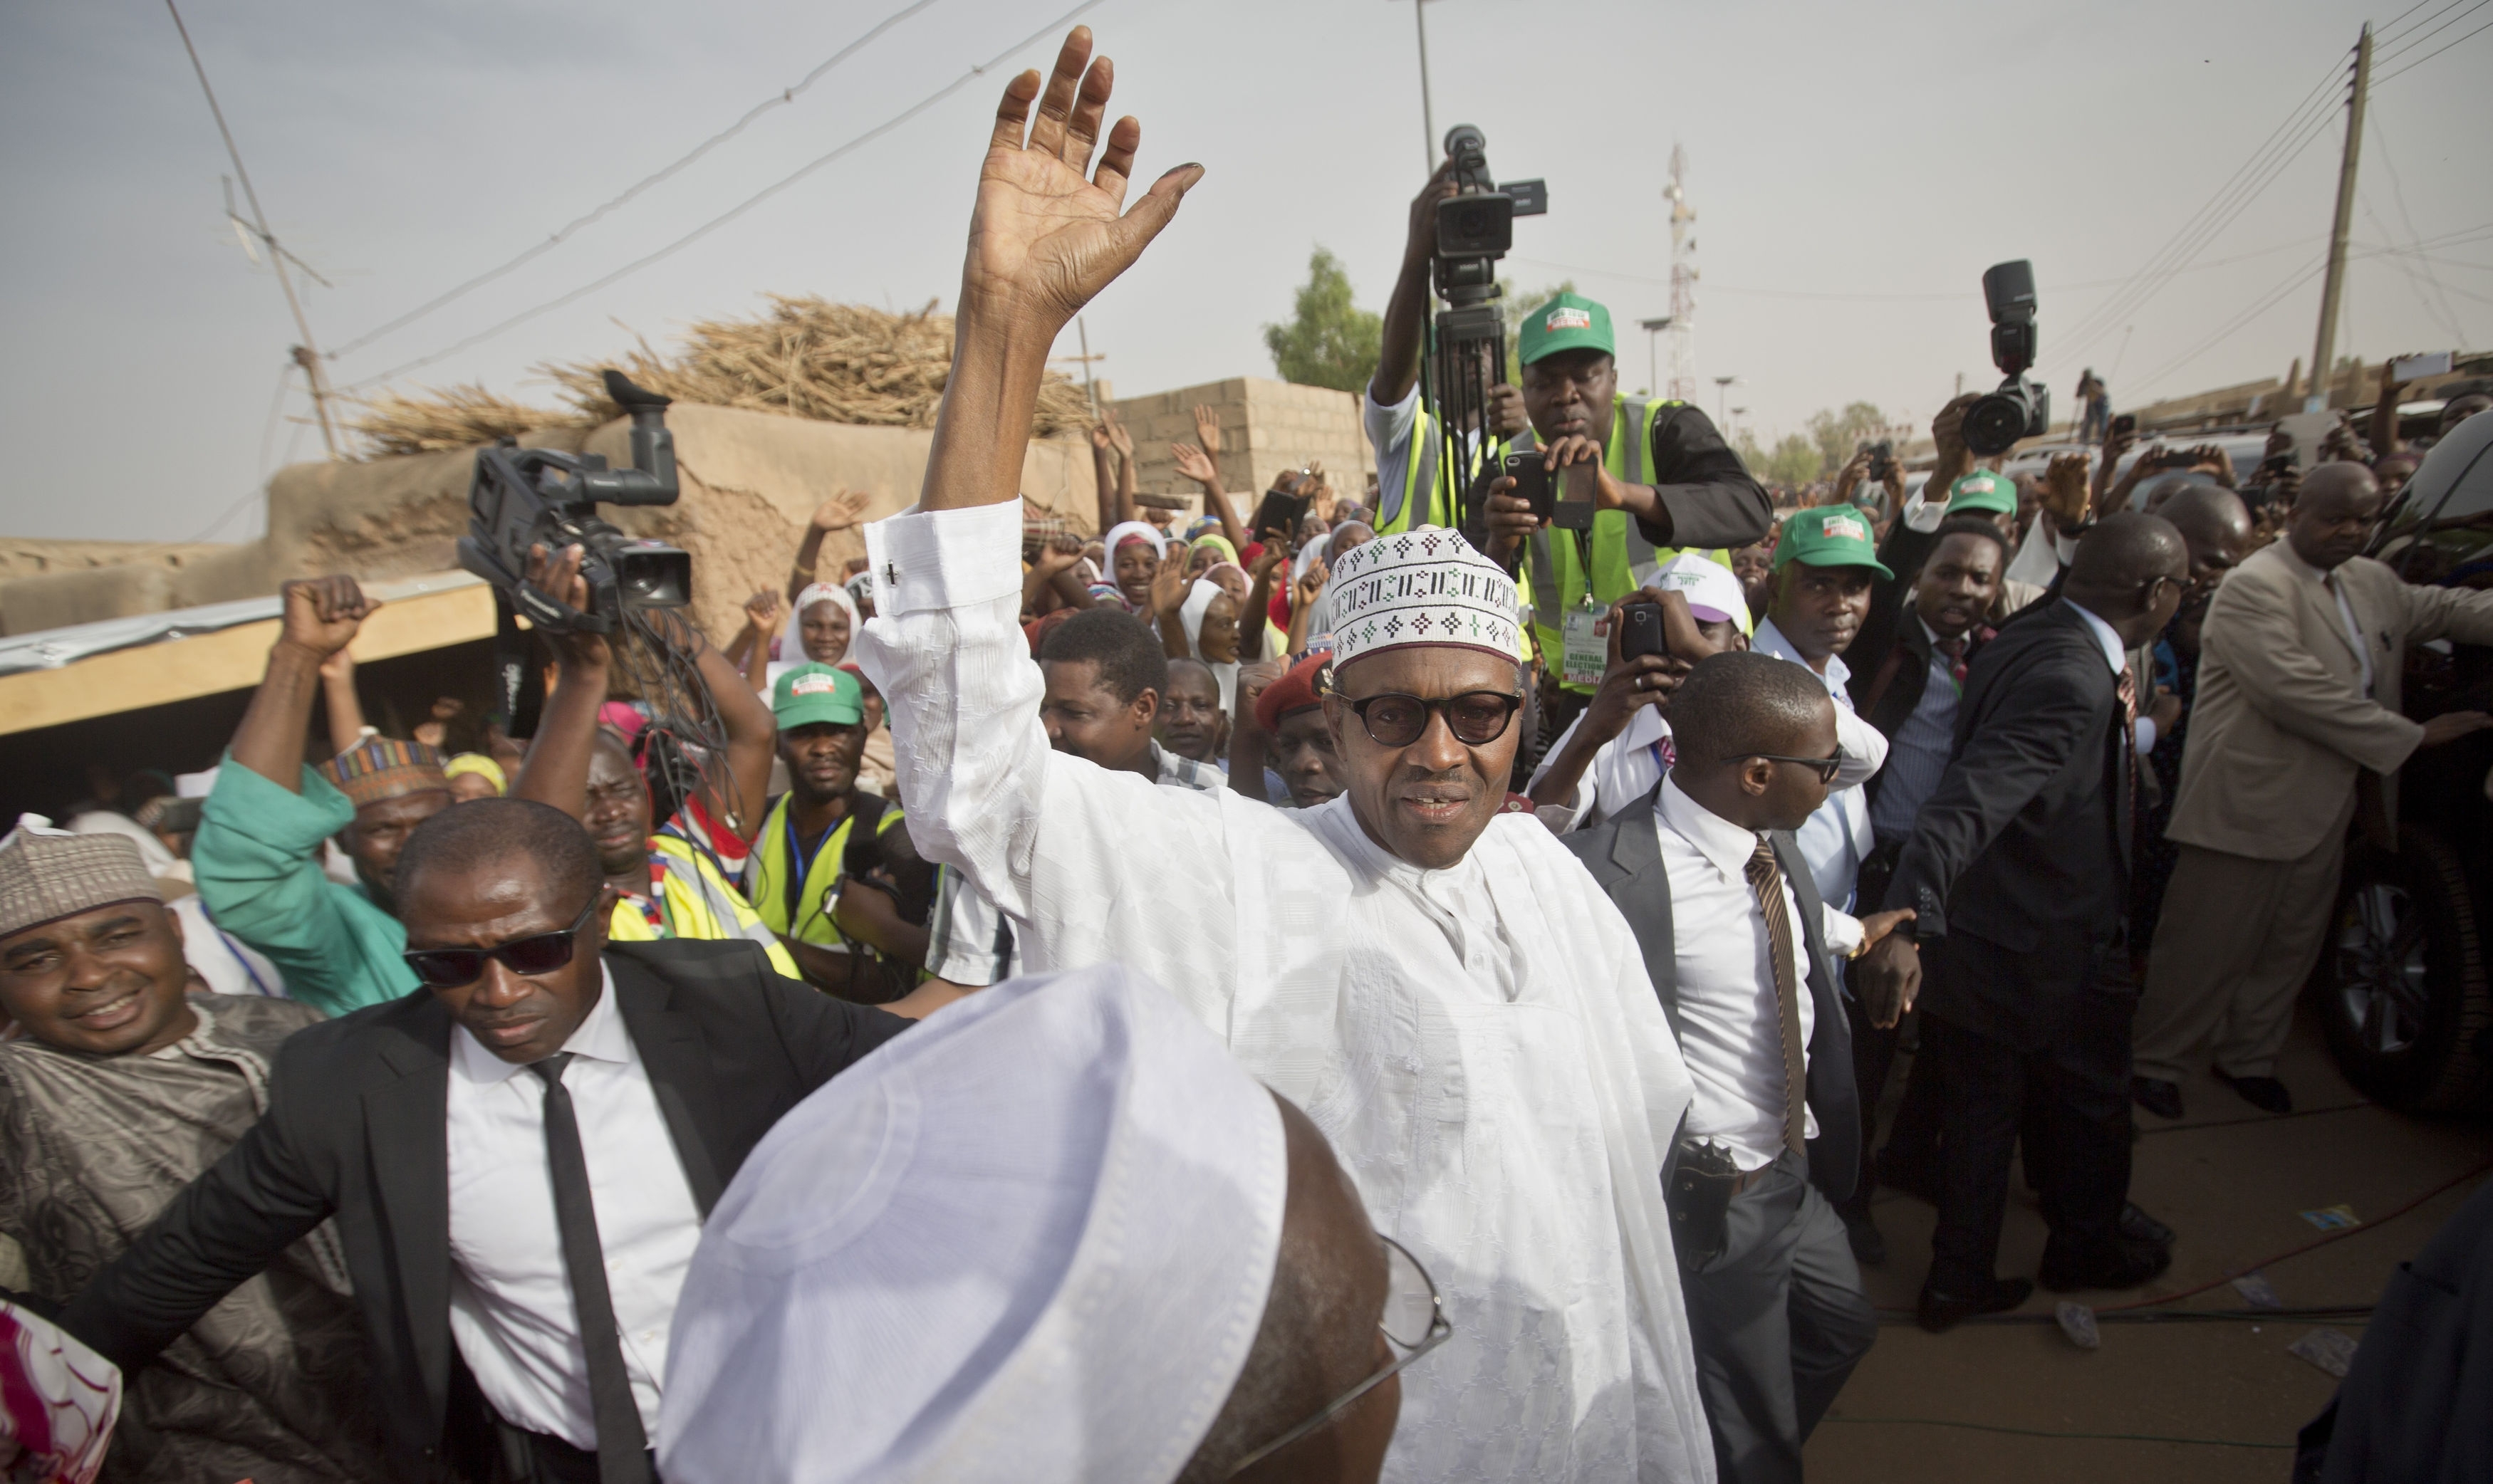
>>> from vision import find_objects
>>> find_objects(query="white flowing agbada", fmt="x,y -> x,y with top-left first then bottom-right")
855,502 -> 1714,1484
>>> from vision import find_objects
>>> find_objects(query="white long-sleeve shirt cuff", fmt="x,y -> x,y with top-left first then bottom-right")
1821,906 -> 1865,959
1902,493 -> 1945,533
862,501 -> 1026,617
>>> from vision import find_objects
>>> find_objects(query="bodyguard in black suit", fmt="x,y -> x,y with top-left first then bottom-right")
1856,514 -> 2188,1332
59,801 -> 907,1482
1567,654 -> 1908,1484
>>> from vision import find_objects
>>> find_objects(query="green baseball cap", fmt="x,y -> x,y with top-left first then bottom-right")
1945,470 -> 2016,518
1772,506 -> 1895,579
772,664 -> 864,730
1517,292 -> 1615,365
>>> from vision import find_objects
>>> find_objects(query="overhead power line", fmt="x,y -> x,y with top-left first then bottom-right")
328,0 -> 945,360
341,0 -> 1112,392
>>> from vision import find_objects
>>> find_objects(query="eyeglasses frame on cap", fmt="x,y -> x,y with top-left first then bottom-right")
400,893 -> 604,991
1225,1233 -> 1452,1476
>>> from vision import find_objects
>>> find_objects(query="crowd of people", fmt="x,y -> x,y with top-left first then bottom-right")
1,26 -> 2489,1484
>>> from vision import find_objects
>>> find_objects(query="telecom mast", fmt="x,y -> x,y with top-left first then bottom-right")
1663,145 -> 1697,404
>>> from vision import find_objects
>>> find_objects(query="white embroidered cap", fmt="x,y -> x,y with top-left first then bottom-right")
1324,527 -> 1522,672
657,965 -> 1287,1484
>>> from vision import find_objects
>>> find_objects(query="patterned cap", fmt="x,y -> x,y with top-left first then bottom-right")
1326,527 -> 1522,672
0,818 -> 162,940
318,736 -> 450,809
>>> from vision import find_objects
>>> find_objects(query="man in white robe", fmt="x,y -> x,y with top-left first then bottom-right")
848,28 -> 1713,1481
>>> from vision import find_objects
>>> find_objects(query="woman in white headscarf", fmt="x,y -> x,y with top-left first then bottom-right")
769,580 -> 859,686
1174,578 -> 1242,717
1092,521 -> 1165,612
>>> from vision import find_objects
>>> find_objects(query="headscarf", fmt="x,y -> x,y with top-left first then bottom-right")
1177,579 -> 1240,717
1291,531 -> 1333,587
1189,533 -> 1240,571
1097,521 -> 1169,614
772,580 -> 860,684
442,753 -> 508,795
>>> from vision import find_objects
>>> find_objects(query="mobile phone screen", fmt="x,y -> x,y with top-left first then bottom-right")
1552,461 -> 1599,531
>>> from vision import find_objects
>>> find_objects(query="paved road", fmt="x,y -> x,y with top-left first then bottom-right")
1806,1000 -> 2493,1483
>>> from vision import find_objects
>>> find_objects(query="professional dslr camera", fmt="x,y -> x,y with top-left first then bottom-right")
1961,260 -> 2051,458
457,370 -> 691,634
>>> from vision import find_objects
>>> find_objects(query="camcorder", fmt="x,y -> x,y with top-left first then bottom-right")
1422,125 -> 1546,551
458,370 -> 691,634
1962,260 -> 2051,459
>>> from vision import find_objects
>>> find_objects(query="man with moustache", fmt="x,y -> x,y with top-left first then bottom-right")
1752,509 -> 1890,916
855,30 -> 1712,1480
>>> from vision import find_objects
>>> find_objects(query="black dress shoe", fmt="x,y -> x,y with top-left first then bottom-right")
1878,1146 -> 1940,1205
2130,1076 -> 2184,1120
1917,1276 -> 2034,1334
1842,1209 -> 1887,1267
2213,1070 -> 2293,1113
2119,1202 -> 2176,1249
2039,1238 -> 2173,1293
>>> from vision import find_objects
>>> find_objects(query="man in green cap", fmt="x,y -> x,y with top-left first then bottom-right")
1365,169 -> 1770,721
749,663 -> 932,1002
1756,506 -> 1893,921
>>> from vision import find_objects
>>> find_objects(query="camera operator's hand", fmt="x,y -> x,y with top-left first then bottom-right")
1401,160 -> 1457,270
1930,392 -> 1981,493
1832,449 -> 1868,506
524,542 -> 609,673
1487,383 -> 1529,440
279,576 -> 378,662
1482,477 -> 1539,565
1857,929 -> 1922,1030
2041,451 -> 2091,528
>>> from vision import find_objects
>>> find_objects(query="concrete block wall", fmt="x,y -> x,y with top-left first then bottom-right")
1109,376 -> 1378,518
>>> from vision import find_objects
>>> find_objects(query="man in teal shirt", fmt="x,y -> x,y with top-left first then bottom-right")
192,577 -> 447,1015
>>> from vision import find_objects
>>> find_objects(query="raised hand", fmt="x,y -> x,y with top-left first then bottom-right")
743,589 -> 784,632
1192,404 -> 1223,455
1170,441 -> 1218,486
279,576 -> 377,660
1103,407 -> 1135,459
1150,541 -> 1192,616
1034,533 -> 1086,577
959,28 -> 1202,343
2041,451 -> 2091,527
810,491 -> 870,533
524,543 -> 609,672
1294,558 -> 1330,610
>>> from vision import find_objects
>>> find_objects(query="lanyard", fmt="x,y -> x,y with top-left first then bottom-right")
782,803 -> 843,934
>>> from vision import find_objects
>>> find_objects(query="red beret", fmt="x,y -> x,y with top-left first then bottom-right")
1254,654 -> 1328,732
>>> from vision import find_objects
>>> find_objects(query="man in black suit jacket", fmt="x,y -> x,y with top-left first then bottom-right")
1566,654 -> 1910,1483
1856,514 -> 2187,1332
59,800 -> 907,1483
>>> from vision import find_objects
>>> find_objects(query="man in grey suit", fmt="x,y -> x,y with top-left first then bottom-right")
2133,460 -> 2493,1117
1567,652 -> 1911,1484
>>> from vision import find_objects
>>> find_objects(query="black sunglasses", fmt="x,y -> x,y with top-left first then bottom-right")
1723,752 -> 1845,785
1341,691 -> 1524,748
402,894 -> 603,990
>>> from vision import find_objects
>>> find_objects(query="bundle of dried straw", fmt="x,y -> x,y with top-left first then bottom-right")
350,296 -> 1095,460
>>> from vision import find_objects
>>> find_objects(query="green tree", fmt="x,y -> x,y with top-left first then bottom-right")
1737,429 -> 1824,488
1264,248 -> 1383,392
1805,402 -> 1889,481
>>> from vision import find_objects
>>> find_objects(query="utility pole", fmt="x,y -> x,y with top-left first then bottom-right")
166,0 -> 340,458
1410,0 -> 1437,174
1713,375 -> 1739,427
2306,22 -> 2371,415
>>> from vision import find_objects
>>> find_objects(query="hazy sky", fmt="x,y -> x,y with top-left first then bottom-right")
4,0 -> 2487,542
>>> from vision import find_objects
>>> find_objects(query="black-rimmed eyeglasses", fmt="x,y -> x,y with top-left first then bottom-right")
401,895 -> 603,990
1722,753 -> 1845,785
1225,1234 -> 1452,1476
1341,691 -> 1524,748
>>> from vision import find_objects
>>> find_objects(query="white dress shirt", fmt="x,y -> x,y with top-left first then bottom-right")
2066,600 -> 2159,754
1655,778 -> 1863,1172
1753,618 -> 1880,909
447,966 -> 703,1448
857,498 -> 1715,1484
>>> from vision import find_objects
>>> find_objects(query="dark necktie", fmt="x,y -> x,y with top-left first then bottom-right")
1742,838 -> 1809,1159
2115,665 -> 2140,850
529,1054 -> 655,1484
1935,634 -> 1969,691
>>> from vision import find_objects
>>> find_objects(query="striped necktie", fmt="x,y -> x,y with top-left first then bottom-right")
1742,837 -> 1809,1159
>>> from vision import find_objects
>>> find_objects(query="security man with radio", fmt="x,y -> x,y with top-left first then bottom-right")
1480,293 -> 1774,723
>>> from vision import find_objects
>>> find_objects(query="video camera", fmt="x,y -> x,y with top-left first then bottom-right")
1962,260 -> 2051,458
457,370 -> 691,634
1423,125 -> 1546,549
